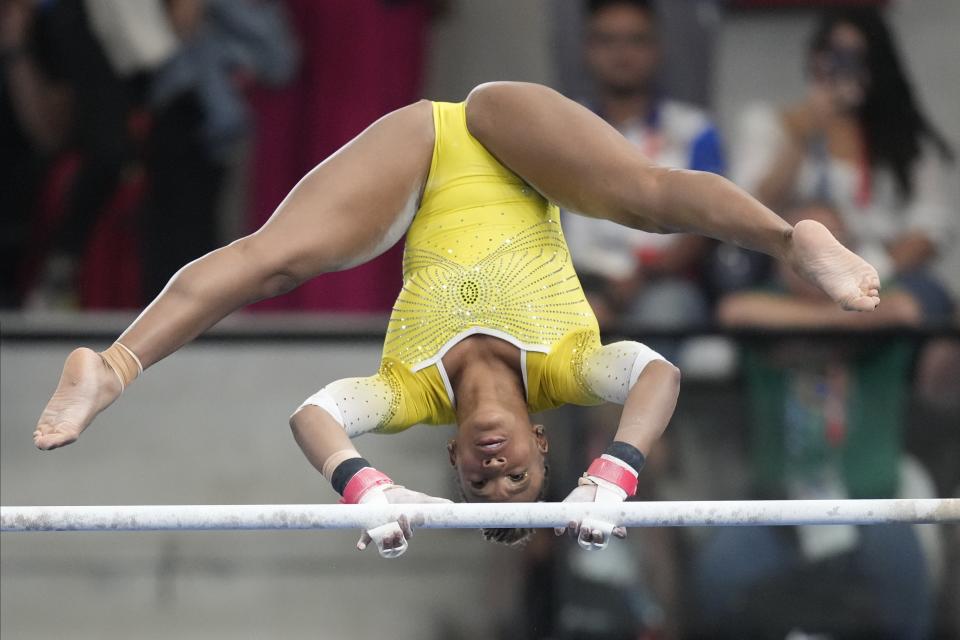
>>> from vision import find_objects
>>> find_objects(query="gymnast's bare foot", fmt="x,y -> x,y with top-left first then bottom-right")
788,219 -> 881,312
34,348 -> 122,450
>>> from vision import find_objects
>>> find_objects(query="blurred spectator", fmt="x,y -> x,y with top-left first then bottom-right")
0,0 -> 70,307
731,8 -> 957,323
248,0 -> 436,313
13,0 -> 296,307
697,203 -> 935,639
139,0 -> 297,298
562,0 -> 724,336
20,0 -> 171,309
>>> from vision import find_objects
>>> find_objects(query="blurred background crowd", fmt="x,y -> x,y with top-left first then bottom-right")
2,0 -> 958,320
1,0 -> 958,638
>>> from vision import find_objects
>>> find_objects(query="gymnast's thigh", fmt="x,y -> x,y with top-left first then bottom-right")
250,100 -> 436,280
464,81 -> 660,230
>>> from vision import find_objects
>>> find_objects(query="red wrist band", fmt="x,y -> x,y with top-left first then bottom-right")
340,467 -> 394,504
586,457 -> 638,497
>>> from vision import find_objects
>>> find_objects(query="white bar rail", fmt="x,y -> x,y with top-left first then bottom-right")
2,499 -> 957,532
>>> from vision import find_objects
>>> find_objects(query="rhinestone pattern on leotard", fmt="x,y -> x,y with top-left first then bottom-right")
384,216 -> 597,369
580,340 -> 665,404
313,372 -> 396,436
570,330 -> 603,403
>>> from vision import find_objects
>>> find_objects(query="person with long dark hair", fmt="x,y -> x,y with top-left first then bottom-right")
733,8 -> 956,321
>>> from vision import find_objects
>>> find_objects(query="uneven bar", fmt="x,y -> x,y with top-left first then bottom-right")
2,499 -> 957,532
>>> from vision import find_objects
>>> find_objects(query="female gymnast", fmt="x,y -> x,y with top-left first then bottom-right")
33,82 -> 881,556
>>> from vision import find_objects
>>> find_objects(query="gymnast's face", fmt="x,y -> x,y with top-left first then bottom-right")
447,416 -> 549,503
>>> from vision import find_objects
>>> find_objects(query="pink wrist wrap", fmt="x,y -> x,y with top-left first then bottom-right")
340,467 -> 393,504
586,457 -> 638,497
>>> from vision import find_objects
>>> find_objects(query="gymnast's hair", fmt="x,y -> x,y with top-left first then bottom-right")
458,462 -> 550,548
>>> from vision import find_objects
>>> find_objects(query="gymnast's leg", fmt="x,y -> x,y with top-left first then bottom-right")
464,81 -> 880,312
34,100 -> 436,450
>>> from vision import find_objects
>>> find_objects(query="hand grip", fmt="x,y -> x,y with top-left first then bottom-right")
366,521 -> 408,558
577,516 -> 615,551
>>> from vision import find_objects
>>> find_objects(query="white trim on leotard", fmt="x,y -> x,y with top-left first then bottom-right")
520,350 -> 529,401
408,327 -> 549,372
437,361 -> 457,408
426,328 -> 537,408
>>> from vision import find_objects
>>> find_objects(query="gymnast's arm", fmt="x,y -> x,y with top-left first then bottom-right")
612,359 -> 681,457
614,360 -> 680,456
289,404 -> 361,482
289,375 -> 399,481
289,377 -> 450,556
555,342 -> 680,549
579,341 -> 681,457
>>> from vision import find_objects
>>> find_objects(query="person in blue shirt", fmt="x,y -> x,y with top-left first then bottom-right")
564,0 -> 725,334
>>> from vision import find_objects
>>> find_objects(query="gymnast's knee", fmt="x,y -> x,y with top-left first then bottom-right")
231,234 -> 346,299
607,165 -> 685,234
465,81 -> 558,138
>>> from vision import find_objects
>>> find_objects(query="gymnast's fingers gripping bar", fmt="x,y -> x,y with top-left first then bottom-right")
2,499 -> 958,532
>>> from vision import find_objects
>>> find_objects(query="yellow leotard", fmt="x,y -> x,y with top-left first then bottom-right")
297,102 -> 665,435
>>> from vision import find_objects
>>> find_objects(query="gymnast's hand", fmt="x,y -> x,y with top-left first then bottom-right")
554,484 -> 627,551
355,486 -> 451,558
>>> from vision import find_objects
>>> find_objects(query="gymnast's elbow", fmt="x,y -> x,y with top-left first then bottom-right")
288,405 -> 326,447
650,358 -> 682,392
288,406 -> 306,433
